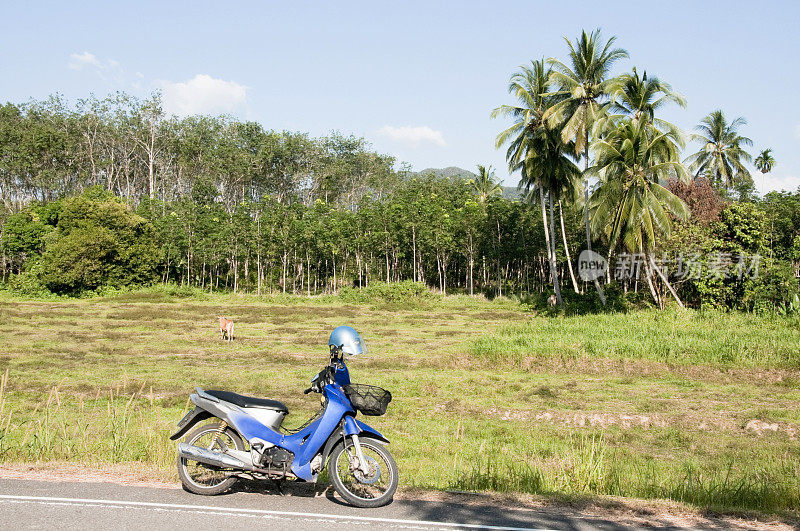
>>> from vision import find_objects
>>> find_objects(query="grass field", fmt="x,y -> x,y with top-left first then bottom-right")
1,287 -> 799,517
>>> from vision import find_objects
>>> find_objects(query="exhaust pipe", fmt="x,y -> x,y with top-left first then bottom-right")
177,443 -> 297,479
178,442 -> 247,469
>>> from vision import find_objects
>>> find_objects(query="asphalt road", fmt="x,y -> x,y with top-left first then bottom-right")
0,478 -> 657,530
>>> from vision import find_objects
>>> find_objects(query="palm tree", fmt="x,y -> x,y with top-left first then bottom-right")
607,67 -> 686,138
684,110 -> 753,189
755,148 -> 775,174
492,60 -> 552,172
519,126 -> 583,305
545,29 -> 628,303
545,29 -> 629,166
590,119 -> 690,307
472,164 -> 502,204
492,60 -> 576,302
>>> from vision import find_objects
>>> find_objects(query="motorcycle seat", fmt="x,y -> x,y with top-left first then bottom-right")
206,390 -> 288,413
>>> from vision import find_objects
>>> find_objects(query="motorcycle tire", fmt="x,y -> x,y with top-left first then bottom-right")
328,437 -> 398,508
177,421 -> 245,495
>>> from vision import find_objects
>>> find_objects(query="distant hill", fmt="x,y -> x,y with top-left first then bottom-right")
413,166 -> 522,201
415,166 -> 477,179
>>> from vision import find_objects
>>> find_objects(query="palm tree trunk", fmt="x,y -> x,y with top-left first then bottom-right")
559,200 -> 580,294
546,191 -> 563,305
584,176 -> 606,305
540,189 -> 553,276
649,255 -> 684,308
643,254 -> 662,309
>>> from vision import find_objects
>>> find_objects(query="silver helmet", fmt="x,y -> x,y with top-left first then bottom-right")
328,326 -> 368,356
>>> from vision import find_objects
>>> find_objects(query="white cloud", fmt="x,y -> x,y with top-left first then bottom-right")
377,125 -> 446,148
68,51 -> 124,85
159,74 -> 248,116
68,51 -> 100,70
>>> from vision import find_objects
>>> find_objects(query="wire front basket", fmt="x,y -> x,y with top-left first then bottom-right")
343,384 -> 392,416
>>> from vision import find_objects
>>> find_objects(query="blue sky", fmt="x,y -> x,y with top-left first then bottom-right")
2,1 -> 799,193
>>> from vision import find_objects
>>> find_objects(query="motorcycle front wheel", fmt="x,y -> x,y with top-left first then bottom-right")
177,421 -> 245,495
329,438 -> 398,508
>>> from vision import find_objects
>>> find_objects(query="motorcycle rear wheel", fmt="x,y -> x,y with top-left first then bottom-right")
329,438 -> 398,508
177,422 -> 245,495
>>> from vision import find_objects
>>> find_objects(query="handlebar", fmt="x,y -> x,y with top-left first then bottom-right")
305,364 -> 339,396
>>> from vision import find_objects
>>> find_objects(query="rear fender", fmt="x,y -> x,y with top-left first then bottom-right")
169,407 -> 212,440
169,389 -> 242,441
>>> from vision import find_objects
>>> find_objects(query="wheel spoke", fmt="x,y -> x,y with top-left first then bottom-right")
335,442 -> 394,501
182,428 -> 237,488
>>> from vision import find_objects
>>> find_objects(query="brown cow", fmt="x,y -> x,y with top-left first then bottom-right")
219,316 -> 235,342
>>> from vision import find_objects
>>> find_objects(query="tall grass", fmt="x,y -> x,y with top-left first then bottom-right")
452,433 -> 800,512
473,309 -> 800,368
0,379 -> 180,474
455,433 -> 608,494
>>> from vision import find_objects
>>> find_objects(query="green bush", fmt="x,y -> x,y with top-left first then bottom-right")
667,202 -> 799,311
2,267 -> 54,298
0,208 -> 54,273
523,283 -> 637,316
339,280 -> 435,304
743,258 -> 800,313
36,189 -> 160,294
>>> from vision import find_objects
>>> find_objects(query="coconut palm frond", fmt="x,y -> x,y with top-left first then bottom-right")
754,148 -> 775,174
685,109 -> 753,188
589,116 -> 687,255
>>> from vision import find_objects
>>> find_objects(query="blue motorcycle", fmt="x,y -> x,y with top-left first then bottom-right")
171,326 -> 398,508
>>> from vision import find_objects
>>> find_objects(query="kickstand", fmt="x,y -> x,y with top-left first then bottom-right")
271,479 -> 285,496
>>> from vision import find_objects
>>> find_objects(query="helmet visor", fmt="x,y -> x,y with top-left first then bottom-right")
344,334 -> 368,356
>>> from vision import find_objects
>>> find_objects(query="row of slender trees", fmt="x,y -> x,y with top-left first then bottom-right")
0,94 -> 397,211
1,176 -> 578,297
143,176 -> 555,296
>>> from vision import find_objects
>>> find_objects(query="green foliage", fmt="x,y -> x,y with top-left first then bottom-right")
0,94 -> 397,213
761,189 -> 800,261
608,67 -> 686,127
589,118 -> 689,255
2,268 -> 53,298
545,28 -> 629,158
743,258 -> 799,314
0,209 -> 54,271
713,201 -> 765,254
339,280 -> 434,305
731,173 -> 758,203
665,202 -> 798,311
35,190 -> 159,294
685,110 -> 753,189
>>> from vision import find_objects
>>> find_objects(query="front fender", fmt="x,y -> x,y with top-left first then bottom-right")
354,418 -> 390,444
320,417 -> 390,466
